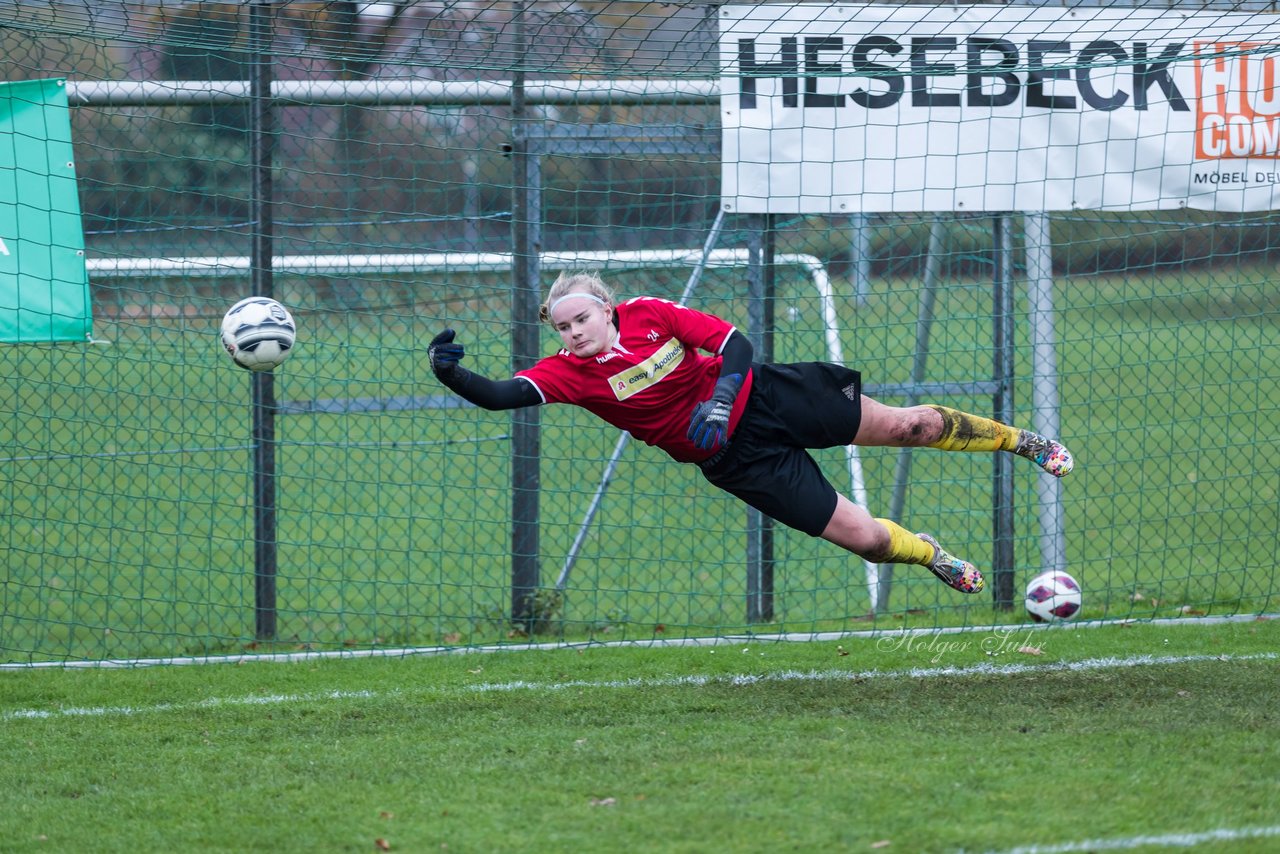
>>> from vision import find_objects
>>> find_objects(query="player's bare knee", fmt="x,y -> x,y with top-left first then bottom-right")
893,407 -> 940,447
855,524 -> 892,561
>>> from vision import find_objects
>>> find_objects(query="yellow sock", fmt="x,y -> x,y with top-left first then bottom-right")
874,518 -> 935,566
925,405 -> 1020,453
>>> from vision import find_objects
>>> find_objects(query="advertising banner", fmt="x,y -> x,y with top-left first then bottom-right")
721,4 -> 1280,212
1,78 -> 91,343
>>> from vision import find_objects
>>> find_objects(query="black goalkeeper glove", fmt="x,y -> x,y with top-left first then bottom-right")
687,373 -> 743,451
429,329 -> 465,379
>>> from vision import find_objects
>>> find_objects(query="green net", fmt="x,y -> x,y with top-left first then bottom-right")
1,2 -> 1276,663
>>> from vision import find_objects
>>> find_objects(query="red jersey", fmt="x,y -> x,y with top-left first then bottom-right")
516,297 -> 754,463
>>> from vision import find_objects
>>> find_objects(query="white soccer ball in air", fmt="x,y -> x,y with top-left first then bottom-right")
220,297 -> 296,372
1024,571 -> 1083,622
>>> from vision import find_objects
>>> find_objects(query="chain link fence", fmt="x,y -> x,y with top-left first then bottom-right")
2,1 -> 1277,662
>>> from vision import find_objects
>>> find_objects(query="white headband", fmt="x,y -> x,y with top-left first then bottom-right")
548,292 -> 607,316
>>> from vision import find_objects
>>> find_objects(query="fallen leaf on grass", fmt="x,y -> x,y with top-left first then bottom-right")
375,838 -> 391,851
441,632 -> 462,644
1017,646 -> 1044,656
589,797 -> 617,807
379,812 -> 394,820
1180,606 -> 1207,616
871,841 -> 891,849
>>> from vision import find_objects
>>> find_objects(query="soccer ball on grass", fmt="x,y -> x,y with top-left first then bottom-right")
1024,571 -> 1082,622
220,297 -> 296,372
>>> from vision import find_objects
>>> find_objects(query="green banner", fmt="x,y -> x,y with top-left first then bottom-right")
0,77 -> 91,343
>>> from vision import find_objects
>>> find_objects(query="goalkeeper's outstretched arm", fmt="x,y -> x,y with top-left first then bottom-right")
428,329 -> 541,411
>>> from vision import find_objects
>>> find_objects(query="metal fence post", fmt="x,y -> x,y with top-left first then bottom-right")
509,1 -> 541,630
991,215 -> 1017,609
1025,212 -> 1067,574
745,214 -> 775,623
250,0 -> 277,641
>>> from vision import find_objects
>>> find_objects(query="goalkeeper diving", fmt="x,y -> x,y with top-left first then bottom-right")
429,272 -> 1073,594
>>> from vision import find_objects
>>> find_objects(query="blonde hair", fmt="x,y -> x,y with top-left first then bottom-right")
539,271 -> 616,325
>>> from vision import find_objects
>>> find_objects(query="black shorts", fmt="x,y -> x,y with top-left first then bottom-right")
697,362 -> 862,537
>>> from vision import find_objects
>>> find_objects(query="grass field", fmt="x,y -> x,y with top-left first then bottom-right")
2,263 -> 1278,661
1,619 -> 1277,852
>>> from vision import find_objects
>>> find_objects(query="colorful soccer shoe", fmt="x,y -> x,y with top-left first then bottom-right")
918,533 -> 985,594
1015,432 -> 1074,478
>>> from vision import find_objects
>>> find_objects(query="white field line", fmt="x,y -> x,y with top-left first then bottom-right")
1,690 -> 376,722
463,651 -> 1278,693
2,652 -> 1273,723
986,824 -> 1280,853
1,613 -> 1274,670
